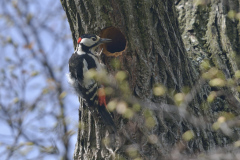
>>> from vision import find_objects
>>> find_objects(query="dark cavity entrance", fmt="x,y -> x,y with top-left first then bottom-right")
100,27 -> 126,54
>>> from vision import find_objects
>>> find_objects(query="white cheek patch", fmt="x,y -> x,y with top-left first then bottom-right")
81,38 -> 95,47
76,45 -> 85,55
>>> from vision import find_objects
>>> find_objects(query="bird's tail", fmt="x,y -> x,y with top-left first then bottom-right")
98,88 -> 116,133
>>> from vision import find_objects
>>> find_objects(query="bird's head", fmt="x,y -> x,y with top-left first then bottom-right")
76,34 -> 111,54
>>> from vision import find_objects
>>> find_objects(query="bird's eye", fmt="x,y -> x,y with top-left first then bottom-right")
92,37 -> 97,41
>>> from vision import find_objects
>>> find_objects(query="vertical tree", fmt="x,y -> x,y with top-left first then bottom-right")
61,0 -> 240,159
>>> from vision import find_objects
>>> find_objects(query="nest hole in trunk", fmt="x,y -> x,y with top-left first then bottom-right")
100,27 -> 127,57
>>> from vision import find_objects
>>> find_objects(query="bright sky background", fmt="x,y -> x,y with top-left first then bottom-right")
0,0 -> 79,159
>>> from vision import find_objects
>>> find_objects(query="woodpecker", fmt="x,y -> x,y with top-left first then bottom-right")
68,34 -> 116,131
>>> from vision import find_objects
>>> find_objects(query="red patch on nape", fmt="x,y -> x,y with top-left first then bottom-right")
77,37 -> 82,44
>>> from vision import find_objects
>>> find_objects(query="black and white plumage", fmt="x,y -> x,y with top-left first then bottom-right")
68,34 -> 116,131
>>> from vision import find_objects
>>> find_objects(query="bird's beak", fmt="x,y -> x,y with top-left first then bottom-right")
99,38 -> 112,44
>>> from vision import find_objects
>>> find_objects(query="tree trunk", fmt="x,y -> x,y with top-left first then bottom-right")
176,0 -> 240,80
61,0 -> 240,159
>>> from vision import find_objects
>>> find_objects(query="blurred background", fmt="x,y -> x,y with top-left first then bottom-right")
0,0 -> 79,159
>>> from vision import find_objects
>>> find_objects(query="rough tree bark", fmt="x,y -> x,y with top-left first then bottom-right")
176,0 -> 240,83
61,0 -> 240,159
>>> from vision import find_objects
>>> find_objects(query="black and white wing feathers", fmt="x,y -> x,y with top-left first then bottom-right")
68,53 -> 98,106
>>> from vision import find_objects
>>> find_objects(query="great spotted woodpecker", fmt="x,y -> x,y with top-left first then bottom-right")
68,34 -> 116,131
